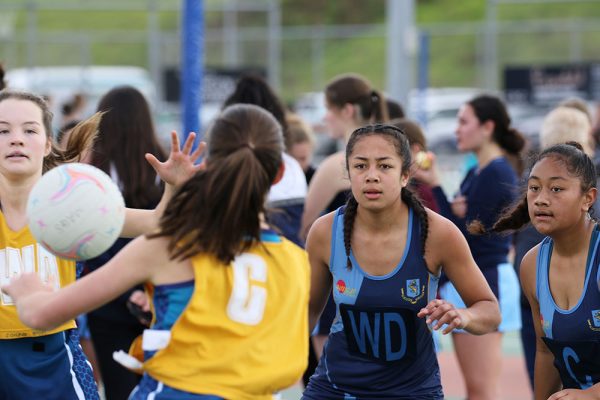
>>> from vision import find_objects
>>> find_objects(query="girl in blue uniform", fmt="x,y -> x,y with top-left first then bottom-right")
303,124 -> 501,399
415,94 -> 524,400
477,142 -> 600,399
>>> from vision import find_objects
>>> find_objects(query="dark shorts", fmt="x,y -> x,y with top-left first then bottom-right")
129,374 -> 224,400
0,330 -> 99,400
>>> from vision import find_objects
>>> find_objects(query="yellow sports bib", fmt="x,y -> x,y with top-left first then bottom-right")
143,237 -> 310,400
0,212 -> 76,339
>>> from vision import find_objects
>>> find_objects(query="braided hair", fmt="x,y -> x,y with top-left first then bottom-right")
343,124 -> 429,269
470,141 -> 597,235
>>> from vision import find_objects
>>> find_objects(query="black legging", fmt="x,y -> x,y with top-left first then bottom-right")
87,316 -> 144,400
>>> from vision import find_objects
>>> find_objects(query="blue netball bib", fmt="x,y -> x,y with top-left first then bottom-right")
339,304 -> 417,363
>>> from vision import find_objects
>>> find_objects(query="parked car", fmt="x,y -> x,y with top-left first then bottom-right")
5,65 -> 158,133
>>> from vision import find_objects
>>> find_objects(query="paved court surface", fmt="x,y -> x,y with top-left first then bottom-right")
281,331 -> 533,400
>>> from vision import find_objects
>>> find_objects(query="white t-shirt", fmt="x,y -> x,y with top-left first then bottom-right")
267,153 -> 307,206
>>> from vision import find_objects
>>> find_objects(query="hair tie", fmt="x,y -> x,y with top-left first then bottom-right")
370,90 -> 379,104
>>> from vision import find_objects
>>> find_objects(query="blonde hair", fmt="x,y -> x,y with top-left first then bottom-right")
540,106 -> 592,156
286,113 -> 315,148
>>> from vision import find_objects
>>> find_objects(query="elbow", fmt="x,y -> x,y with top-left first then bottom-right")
19,305 -> 60,331
23,310 -> 57,331
465,298 -> 501,335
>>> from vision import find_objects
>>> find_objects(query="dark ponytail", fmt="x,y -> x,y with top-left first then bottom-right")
151,104 -> 284,263
326,74 -> 389,124
468,194 -> 530,235
468,95 -> 526,174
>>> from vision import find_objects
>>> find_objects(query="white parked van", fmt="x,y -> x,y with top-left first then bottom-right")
5,65 -> 158,132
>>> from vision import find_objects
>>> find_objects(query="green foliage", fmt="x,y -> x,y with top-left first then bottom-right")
3,0 -> 600,101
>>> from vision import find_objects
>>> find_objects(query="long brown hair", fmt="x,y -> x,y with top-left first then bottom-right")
151,104 -> 284,263
92,86 -> 166,208
325,73 -> 389,124
468,95 -> 526,175
0,89 -> 99,173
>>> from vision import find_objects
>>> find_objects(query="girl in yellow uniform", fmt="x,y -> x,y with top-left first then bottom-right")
3,103 -> 311,400
0,89 -> 202,400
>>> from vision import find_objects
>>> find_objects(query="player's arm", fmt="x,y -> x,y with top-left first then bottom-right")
301,153 -> 348,240
519,246 -> 562,400
1,236 -> 169,330
122,131 -> 205,238
306,212 -> 334,332
418,211 -> 500,335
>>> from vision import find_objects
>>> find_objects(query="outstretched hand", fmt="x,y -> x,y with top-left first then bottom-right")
145,131 -> 207,187
1,273 -> 53,329
1,273 -> 51,301
417,299 -> 466,334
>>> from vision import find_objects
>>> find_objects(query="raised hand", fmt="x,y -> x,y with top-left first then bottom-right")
145,131 -> 207,187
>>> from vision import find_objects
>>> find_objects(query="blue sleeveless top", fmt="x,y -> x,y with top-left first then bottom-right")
536,226 -> 600,389
304,207 -> 443,399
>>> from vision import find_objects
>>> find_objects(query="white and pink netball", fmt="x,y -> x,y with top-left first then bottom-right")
26,163 -> 125,260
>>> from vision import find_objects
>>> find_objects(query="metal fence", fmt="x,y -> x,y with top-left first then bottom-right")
1,0 -> 600,102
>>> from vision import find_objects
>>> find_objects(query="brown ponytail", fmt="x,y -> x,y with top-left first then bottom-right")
151,104 -> 284,263
325,74 -> 388,124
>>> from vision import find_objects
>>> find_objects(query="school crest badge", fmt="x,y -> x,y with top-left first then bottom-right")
401,278 -> 425,304
592,310 -> 600,328
407,279 -> 420,298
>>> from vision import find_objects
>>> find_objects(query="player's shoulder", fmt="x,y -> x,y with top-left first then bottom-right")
307,211 -> 336,244
426,208 -> 460,238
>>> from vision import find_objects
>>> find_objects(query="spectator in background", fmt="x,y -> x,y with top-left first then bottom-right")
593,102 -> 600,157
386,98 -> 405,119
415,94 -> 524,400
287,112 -> 316,183
85,86 -> 167,400
390,118 -> 439,212
223,75 -> 307,247
286,112 -> 319,387
512,104 -> 594,390
558,97 -> 598,168
60,93 -> 87,128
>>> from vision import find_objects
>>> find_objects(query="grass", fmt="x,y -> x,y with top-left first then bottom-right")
2,0 -> 600,100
